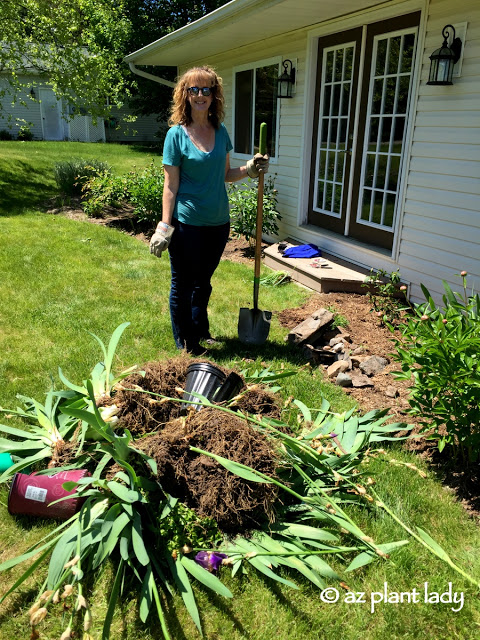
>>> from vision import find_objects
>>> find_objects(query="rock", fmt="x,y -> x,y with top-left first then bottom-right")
359,355 -> 388,377
336,372 -> 353,387
326,360 -> 350,378
350,371 -> 374,388
385,385 -> 399,398
329,336 -> 345,347
332,342 -> 345,353
352,346 -> 366,355
286,308 -> 334,346
302,343 -> 336,365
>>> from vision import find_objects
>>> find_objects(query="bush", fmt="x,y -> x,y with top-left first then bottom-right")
82,170 -> 127,216
228,174 -> 281,247
125,161 -> 164,225
0,129 -> 13,141
390,273 -> 480,462
17,125 -> 33,141
54,158 -> 112,196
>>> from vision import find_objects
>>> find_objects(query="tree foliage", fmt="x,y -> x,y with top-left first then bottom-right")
0,0 -> 227,123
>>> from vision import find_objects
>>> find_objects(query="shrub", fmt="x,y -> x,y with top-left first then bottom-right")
390,273 -> 480,462
0,129 -> 13,141
82,170 -> 127,216
17,125 -> 33,141
363,268 -> 408,326
228,174 -> 281,247
54,157 -> 112,196
125,161 -> 164,225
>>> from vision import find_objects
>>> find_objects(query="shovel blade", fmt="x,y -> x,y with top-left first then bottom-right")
238,307 -> 272,345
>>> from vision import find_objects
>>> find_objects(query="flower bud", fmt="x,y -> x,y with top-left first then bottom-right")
60,627 -> 72,640
420,314 -> 429,321
442,318 -> 448,324
461,270 -> 467,277
400,285 -> 407,291
61,584 -> 73,599
30,607 -> 48,626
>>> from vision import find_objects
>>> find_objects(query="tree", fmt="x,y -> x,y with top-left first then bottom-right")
0,0 -> 130,121
0,0 -> 228,125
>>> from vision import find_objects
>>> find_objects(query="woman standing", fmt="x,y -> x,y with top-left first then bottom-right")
150,65 -> 268,355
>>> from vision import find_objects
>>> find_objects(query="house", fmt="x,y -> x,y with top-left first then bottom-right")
124,0 -> 479,304
0,75 -> 163,143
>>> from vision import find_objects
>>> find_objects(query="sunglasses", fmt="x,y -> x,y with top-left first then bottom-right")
187,86 -> 213,96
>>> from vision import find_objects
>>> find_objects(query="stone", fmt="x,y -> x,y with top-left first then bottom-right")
302,343 -> 336,365
329,336 -> 345,347
359,355 -> 388,377
332,342 -> 345,353
352,346 -> 366,355
336,372 -> 353,387
350,371 -> 374,388
385,385 -> 399,398
351,355 -> 367,368
326,360 -> 350,378
286,308 -> 334,346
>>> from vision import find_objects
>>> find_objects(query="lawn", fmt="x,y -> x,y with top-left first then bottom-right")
0,142 -> 479,640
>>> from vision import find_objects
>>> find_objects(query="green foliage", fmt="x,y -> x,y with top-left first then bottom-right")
125,161 -> 164,225
363,268 -> 407,326
17,124 -> 33,141
158,500 -> 222,552
228,175 -> 281,246
390,273 -> 480,462
54,157 -> 112,196
82,170 -> 127,216
0,129 -> 13,140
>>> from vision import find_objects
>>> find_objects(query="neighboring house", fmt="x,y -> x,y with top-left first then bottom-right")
0,75 -> 163,143
125,0 -> 479,304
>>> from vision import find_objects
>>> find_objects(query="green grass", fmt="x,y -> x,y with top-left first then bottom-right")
0,140 -> 160,215
0,143 -> 479,640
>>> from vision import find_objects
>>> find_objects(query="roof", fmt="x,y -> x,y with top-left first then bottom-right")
124,0 -> 387,67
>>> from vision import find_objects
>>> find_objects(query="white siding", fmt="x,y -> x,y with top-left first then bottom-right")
0,75 -> 46,139
397,0 -> 480,302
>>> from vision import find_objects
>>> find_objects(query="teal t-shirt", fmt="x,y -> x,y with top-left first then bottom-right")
162,123 -> 233,226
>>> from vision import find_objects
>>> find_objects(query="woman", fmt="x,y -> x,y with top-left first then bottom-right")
150,65 -> 268,355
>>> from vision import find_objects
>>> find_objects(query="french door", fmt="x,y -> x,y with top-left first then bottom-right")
308,13 -> 420,250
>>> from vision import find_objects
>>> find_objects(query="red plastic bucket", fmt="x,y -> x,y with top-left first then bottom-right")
8,469 -> 90,520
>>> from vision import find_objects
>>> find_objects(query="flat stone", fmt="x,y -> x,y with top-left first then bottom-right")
332,342 -> 345,353
351,355 -> 367,368
326,360 -> 350,378
350,371 -> 374,388
385,385 -> 399,398
359,355 -> 389,377
336,372 -> 353,387
286,308 -> 334,346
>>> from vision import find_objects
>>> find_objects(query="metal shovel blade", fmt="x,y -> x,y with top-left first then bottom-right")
238,307 -> 272,345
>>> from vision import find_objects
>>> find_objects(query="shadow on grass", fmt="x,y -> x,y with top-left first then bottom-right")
204,336 -> 308,369
0,160 -> 54,215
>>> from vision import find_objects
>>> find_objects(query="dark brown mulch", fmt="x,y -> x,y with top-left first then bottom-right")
137,407 -> 279,533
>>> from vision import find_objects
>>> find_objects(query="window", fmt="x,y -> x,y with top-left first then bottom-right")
233,61 -> 279,158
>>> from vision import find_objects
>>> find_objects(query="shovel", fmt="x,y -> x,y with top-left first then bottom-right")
238,122 -> 272,345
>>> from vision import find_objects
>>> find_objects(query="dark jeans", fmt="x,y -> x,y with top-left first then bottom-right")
168,219 -> 230,351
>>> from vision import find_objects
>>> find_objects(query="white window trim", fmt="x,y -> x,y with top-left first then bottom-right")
231,56 -> 281,163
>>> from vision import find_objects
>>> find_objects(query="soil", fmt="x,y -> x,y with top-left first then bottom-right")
49,203 -> 480,519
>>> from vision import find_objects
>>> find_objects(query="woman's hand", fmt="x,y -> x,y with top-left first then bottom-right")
150,222 -> 175,257
246,153 -> 269,178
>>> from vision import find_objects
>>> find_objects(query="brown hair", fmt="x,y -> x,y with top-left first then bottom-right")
169,65 -> 225,129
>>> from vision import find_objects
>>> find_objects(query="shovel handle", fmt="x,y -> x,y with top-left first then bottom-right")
253,123 -> 267,311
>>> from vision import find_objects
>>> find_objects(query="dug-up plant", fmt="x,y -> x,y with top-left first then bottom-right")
54,157 -> 112,196
390,272 -> 480,462
0,324 -> 478,640
228,174 -> 281,247
363,268 -> 408,326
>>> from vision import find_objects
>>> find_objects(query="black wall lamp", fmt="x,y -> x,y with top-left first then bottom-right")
427,24 -> 462,85
30,87 -> 36,98
277,59 -> 296,98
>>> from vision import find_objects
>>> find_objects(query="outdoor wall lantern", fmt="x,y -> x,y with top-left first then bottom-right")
427,24 -> 462,85
30,87 -> 36,98
277,59 -> 296,98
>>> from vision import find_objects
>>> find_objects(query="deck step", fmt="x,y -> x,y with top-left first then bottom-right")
263,241 -> 371,294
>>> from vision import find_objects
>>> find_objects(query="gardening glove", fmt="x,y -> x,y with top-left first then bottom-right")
246,153 -> 269,178
149,221 -> 174,257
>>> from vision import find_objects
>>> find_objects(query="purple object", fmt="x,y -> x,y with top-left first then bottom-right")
282,243 -> 321,259
194,551 -> 227,572
8,469 -> 90,520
